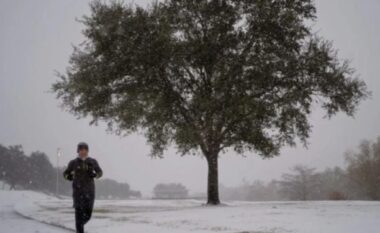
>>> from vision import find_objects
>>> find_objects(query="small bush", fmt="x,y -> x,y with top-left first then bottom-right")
328,191 -> 346,200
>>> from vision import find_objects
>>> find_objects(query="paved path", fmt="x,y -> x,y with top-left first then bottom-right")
0,203 -> 69,233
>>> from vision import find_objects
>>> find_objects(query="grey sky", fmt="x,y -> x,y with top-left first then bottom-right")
0,0 -> 379,196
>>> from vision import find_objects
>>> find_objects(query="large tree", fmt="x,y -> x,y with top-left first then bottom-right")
53,0 -> 368,204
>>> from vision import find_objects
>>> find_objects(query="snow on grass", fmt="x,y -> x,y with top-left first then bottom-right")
4,190 -> 380,233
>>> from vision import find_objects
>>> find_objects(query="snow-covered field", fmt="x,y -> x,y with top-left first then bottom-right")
2,190 -> 380,233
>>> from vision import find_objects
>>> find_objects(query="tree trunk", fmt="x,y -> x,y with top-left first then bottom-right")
206,155 -> 220,205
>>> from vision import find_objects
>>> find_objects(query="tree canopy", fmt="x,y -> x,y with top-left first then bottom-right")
53,0 -> 368,204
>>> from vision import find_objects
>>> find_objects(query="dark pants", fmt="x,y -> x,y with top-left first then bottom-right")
74,194 -> 94,233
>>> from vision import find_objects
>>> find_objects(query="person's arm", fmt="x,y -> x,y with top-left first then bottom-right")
88,159 -> 103,179
63,161 -> 75,181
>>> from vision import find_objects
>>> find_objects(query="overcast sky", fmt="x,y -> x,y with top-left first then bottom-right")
1,0 -> 379,196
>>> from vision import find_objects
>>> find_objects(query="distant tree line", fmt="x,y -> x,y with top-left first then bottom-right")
0,143 -> 141,199
221,137 -> 380,201
96,178 -> 141,199
153,183 -> 188,199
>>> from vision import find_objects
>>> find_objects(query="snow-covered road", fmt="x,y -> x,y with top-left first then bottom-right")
0,196 -> 68,233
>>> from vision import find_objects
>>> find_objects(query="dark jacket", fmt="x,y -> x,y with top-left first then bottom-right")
63,157 -> 103,208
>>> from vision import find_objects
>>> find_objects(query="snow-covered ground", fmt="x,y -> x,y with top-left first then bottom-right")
2,190 -> 380,233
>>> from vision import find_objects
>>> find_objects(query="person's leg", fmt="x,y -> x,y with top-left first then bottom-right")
83,197 -> 94,225
83,208 -> 92,225
75,207 -> 84,233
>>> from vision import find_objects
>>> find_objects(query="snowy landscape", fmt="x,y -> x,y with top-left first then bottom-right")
2,190 -> 380,233
2,1 -> 380,233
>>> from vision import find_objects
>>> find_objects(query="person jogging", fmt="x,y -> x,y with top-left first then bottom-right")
63,142 -> 103,233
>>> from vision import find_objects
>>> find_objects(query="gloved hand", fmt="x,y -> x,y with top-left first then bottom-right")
86,161 -> 97,178
64,171 -> 75,181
